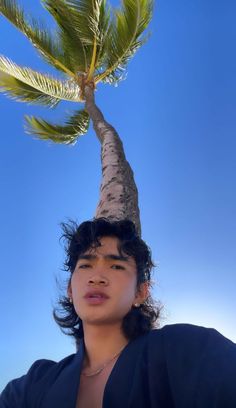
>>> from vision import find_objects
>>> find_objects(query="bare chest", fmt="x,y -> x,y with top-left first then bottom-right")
76,363 -> 116,408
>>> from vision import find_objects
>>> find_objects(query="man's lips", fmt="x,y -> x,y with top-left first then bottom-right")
84,291 -> 110,299
84,291 -> 110,305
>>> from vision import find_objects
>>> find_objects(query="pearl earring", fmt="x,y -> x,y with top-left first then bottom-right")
134,303 -> 140,307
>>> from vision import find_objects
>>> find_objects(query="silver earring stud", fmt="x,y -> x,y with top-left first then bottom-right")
134,303 -> 140,307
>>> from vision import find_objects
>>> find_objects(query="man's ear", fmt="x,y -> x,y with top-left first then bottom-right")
67,282 -> 72,300
135,281 -> 150,304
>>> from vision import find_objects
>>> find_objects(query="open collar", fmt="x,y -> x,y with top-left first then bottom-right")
42,333 -> 148,408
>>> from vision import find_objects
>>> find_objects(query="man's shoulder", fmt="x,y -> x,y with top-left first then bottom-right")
138,328 -> 236,407
147,323 -> 236,359
1,353 -> 76,394
0,353 -> 77,406
24,352 -> 77,382
149,322 -> 227,340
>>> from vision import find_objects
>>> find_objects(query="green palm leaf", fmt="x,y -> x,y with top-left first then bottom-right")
0,0 -> 74,76
42,0 -> 110,75
53,0 -> 108,44
0,71 -> 61,106
42,0 -> 90,73
24,109 -> 90,144
0,55 -> 82,106
95,0 -> 153,84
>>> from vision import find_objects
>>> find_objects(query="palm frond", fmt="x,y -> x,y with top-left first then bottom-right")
42,0 -> 89,73
0,55 -> 82,106
86,0 -> 111,79
24,109 -> 90,144
0,71 -> 60,106
93,0 -> 111,67
0,0 -> 75,76
42,0 -> 110,75
60,0 -> 107,43
95,0 -> 153,84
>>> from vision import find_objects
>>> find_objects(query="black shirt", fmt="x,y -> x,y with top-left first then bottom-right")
1,324 -> 236,407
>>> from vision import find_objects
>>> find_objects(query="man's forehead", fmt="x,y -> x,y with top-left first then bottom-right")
83,236 -> 119,253
79,236 -> 135,263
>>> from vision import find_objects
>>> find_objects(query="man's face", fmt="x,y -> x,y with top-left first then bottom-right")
68,236 -> 147,327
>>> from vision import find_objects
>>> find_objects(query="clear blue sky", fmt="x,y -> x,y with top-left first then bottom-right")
0,0 -> 236,390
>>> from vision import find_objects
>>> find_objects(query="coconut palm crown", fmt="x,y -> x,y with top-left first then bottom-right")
0,0 -> 153,235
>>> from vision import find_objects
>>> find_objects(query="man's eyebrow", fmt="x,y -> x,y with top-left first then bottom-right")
77,254 -> 96,261
77,253 -> 129,261
104,254 -> 129,261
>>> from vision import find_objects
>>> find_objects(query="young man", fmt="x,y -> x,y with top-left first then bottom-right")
1,218 -> 236,407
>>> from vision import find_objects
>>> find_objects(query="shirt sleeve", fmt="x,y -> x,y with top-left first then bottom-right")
0,359 -> 55,408
162,324 -> 236,408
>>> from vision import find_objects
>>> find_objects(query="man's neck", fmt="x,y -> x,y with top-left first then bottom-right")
82,324 -> 129,370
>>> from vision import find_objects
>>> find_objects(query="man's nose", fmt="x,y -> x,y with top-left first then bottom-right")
88,275 -> 109,286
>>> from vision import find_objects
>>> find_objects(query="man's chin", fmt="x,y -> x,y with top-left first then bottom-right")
82,315 -> 124,327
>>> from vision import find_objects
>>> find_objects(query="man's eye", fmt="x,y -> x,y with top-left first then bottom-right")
111,264 -> 125,270
78,264 -> 91,269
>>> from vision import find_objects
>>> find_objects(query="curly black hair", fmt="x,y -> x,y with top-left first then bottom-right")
53,218 -> 161,347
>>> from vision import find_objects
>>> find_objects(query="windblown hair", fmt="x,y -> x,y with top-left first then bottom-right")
53,218 -> 161,347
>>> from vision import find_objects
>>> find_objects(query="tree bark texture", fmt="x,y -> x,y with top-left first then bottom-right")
84,85 -> 141,236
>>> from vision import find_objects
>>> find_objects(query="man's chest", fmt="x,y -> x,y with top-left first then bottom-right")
76,365 -> 115,408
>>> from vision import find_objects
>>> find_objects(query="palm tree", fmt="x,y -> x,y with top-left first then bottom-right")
0,0 -> 153,235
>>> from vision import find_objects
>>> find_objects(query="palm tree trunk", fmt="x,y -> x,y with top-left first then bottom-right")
84,84 -> 141,236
